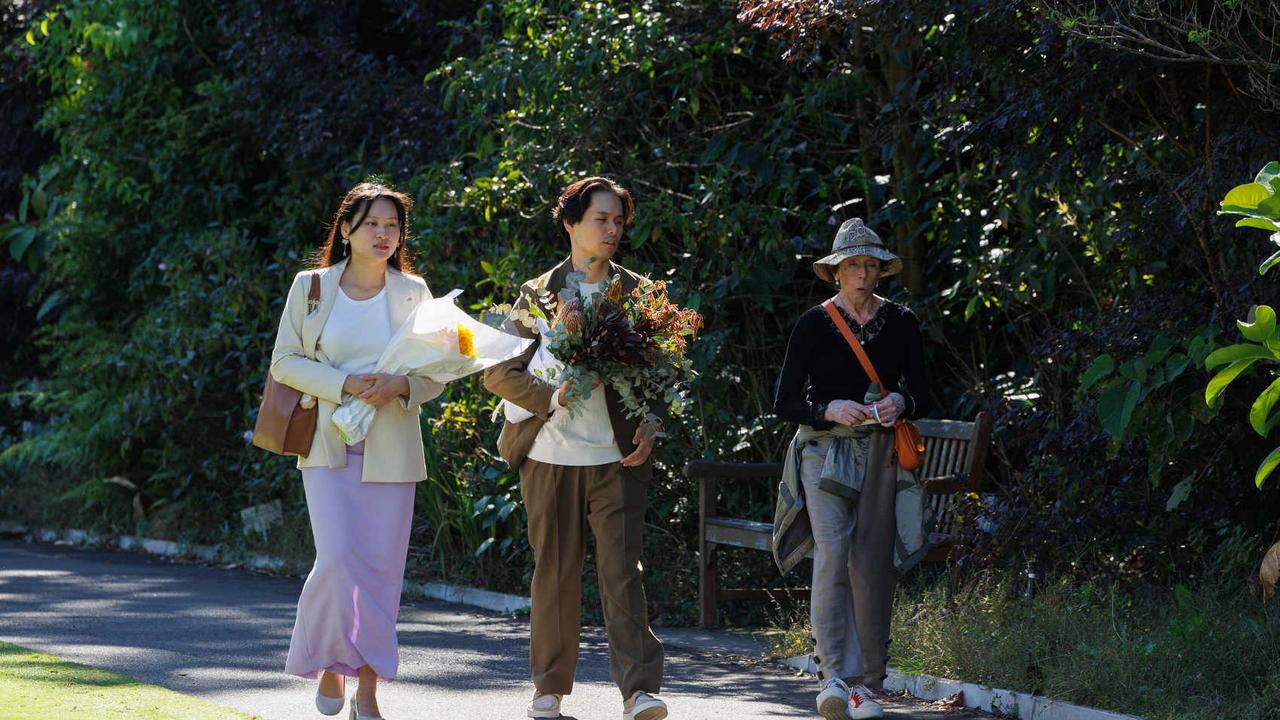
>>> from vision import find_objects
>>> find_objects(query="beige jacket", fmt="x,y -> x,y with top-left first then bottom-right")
269,258 -> 444,483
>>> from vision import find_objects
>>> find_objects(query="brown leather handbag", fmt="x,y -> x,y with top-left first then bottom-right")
822,300 -> 926,471
252,273 -> 321,456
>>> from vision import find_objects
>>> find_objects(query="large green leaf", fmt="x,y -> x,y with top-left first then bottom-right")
1166,476 -> 1193,511
1249,376 -> 1280,436
1237,217 -> 1280,233
1163,354 -> 1190,381
1260,196 -> 1280,218
1255,445 -> 1280,489
1099,380 -> 1140,438
1261,248 -> 1280,275
1255,161 -> 1280,189
1079,354 -> 1114,393
1118,357 -> 1143,382
1239,305 -> 1277,343
6,225 -> 36,261
1205,358 -> 1261,406
1222,205 -> 1278,220
1205,343 -> 1275,369
1223,182 -> 1273,210
1137,334 -> 1177,376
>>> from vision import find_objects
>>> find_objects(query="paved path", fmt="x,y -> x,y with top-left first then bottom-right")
0,539 -> 983,719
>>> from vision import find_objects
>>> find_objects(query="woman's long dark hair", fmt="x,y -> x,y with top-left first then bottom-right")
312,182 -> 416,272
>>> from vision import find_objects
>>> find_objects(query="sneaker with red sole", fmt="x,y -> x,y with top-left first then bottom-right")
845,684 -> 884,719
816,678 -> 883,719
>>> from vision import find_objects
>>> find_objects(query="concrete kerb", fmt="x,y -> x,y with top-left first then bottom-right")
3,522 -> 531,615
780,654 -> 1145,720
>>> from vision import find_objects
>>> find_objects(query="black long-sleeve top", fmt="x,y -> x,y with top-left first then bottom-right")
774,300 -> 931,430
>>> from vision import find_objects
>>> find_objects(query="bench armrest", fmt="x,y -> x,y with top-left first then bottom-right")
684,460 -> 785,480
922,474 -> 970,495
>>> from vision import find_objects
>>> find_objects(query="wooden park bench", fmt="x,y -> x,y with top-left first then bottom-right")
686,413 -> 992,628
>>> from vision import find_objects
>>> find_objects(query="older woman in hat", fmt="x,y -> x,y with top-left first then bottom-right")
772,218 -> 930,720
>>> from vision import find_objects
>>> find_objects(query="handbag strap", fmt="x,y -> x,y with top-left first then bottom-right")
822,300 -> 884,389
303,272 -> 322,358
307,272 -> 321,310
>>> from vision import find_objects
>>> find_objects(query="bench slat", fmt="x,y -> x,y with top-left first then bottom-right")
686,460 -> 784,480
705,517 -> 772,532
916,418 -> 979,440
707,516 -> 960,551
705,518 -> 773,552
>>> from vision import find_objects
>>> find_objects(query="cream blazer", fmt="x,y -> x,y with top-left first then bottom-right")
269,258 -> 444,483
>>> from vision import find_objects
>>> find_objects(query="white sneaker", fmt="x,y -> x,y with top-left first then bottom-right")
527,692 -> 562,719
845,684 -> 884,719
624,691 -> 668,720
817,678 -> 853,720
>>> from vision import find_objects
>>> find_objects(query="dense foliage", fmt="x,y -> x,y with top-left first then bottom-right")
3,0 -> 1280,626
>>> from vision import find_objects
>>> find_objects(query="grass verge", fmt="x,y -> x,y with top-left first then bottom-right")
0,641 -> 257,720
770,573 -> 1280,720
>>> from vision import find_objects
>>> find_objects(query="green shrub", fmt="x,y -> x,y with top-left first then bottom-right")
6,0 -> 1280,616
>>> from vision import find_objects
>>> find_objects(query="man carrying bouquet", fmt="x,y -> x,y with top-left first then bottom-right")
484,177 -> 667,720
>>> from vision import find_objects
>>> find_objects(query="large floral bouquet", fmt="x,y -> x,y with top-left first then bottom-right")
517,268 -> 704,425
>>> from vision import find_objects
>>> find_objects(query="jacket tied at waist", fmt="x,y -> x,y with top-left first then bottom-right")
771,422 -> 932,575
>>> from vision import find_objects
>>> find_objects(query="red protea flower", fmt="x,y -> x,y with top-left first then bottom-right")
558,298 -> 586,335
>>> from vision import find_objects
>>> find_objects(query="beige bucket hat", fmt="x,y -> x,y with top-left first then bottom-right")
812,218 -> 902,282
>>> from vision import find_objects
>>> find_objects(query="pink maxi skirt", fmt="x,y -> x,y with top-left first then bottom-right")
284,442 -> 416,680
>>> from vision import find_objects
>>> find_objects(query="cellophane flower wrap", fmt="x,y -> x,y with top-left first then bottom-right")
514,268 -> 703,425
331,290 -> 533,444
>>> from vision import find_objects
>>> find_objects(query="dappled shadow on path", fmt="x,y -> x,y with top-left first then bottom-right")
0,540 -> 980,719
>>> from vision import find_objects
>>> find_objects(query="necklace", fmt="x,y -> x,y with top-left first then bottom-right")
834,294 -> 882,326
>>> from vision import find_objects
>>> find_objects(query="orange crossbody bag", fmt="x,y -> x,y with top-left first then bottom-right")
822,300 -> 925,471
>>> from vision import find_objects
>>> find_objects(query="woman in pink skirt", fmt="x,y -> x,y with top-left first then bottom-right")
269,182 -> 443,720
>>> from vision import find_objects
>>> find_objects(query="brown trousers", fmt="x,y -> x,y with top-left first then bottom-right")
520,459 -> 664,698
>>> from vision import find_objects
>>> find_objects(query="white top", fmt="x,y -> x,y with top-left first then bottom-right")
318,286 -> 393,376
527,281 -> 624,466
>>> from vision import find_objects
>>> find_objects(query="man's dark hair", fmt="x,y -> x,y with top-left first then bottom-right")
551,176 -> 635,241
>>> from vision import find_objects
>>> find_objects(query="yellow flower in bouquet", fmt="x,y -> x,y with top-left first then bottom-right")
457,324 -> 476,357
